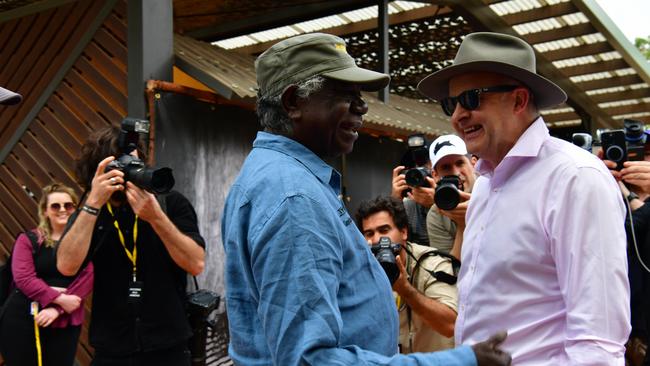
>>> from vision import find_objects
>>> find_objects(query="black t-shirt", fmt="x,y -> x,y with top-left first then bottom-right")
85,190 -> 205,355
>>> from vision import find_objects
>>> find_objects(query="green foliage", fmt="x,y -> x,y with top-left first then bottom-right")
635,36 -> 650,60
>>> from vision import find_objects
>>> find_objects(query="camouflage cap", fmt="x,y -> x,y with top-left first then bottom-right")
255,33 -> 390,97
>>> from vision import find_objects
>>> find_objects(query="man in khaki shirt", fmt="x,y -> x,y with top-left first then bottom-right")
356,196 -> 458,353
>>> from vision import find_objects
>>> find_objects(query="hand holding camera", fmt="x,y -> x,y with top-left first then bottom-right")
407,176 -> 436,208
438,190 -> 471,227
391,165 -> 409,199
621,161 -> 650,195
124,182 -> 163,223
86,156 -> 126,208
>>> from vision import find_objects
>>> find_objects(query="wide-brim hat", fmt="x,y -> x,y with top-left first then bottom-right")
255,32 -> 390,97
418,32 -> 566,110
0,86 -> 22,105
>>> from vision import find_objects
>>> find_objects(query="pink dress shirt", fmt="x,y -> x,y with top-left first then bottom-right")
11,229 -> 93,328
456,117 -> 631,365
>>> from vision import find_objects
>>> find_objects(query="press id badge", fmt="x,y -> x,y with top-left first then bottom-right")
128,281 -> 144,304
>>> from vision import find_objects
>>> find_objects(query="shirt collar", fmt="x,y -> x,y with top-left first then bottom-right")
253,131 -> 342,193
476,116 -> 548,176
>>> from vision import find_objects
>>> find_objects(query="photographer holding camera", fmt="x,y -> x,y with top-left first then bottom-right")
425,135 -> 476,259
391,135 -> 436,247
56,124 -> 205,366
356,196 -> 458,353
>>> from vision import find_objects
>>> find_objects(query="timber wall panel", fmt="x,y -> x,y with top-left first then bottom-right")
0,2 -> 128,363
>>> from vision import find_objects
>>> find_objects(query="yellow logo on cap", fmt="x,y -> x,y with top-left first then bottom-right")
335,43 -> 346,52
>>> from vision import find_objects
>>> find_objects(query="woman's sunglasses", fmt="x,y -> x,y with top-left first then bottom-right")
440,85 -> 519,116
49,202 -> 76,211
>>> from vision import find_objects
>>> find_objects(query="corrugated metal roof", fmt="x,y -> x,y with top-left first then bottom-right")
212,1 -> 426,50
174,34 -> 259,100
174,34 -> 451,138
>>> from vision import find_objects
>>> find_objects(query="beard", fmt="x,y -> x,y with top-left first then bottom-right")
111,190 -> 127,204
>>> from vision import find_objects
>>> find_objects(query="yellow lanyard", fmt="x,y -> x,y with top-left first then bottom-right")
106,203 -> 139,281
30,302 -> 42,366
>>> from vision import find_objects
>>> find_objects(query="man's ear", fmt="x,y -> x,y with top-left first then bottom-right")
512,87 -> 531,115
281,85 -> 302,121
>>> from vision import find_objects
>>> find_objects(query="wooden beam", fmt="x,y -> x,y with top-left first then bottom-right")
575,74 -> 643,92
603,102 -> 650,117
523,23 -> 596,45
186,0 -> 376,41
0,0 -> 77,23
574,0 -> 650,88
559,59 -> 629,77
542,41 -> 612,62
234,5 -> 450,55
0,0 -> 118,166
589,88 -> 650,104
542,111 -> 581,123
502,2 -> 578,26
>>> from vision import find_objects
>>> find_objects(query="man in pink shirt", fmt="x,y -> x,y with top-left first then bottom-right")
417,32 -> 631,365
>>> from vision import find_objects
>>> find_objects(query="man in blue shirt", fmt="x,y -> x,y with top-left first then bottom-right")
221,32 -> 511,366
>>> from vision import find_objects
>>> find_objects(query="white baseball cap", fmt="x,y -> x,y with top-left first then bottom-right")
429,134 -> 468,169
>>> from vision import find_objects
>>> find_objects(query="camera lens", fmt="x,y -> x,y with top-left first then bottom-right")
405,168 -> 430,187
435,175 -> 461,210
605,145 -> 625,162
128,167 -> 175,194
624,119 -> 645,142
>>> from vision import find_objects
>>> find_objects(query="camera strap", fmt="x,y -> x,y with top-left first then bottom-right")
106,202 -> 139,282
404,244 -> 458,285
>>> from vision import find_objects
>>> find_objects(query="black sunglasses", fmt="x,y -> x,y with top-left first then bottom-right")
440,85 -> 519,116
49,202 -> 76,211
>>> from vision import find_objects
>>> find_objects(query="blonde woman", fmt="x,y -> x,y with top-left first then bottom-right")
0,183 -> 93,366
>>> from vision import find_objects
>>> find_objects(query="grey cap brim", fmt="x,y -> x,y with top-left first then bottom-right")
0,86 -> 22,105
418,61 -> 567,110
323,66 -> 390,92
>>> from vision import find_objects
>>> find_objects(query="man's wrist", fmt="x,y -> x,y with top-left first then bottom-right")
81,204 -> 100,216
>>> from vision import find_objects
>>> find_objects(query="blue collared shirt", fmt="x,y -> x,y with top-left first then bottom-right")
222,131 -> 476,365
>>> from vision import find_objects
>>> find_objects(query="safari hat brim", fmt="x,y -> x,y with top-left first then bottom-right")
417,32 -> 566,110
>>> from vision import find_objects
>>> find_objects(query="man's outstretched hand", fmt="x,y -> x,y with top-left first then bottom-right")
472,331 -> 511,366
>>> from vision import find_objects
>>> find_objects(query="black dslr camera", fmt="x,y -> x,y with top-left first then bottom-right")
187,289 -> 220,366
105,118 -> 175,194
434,175 -> 461,210
400,134 -> 432,190
599,119 -> 646,170
370,236 -> 402,285
571,133 -> 593,152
